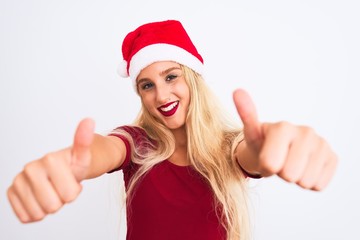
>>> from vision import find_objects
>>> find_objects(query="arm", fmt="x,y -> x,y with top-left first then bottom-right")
7,118 -> 127,223
83,134 -> 126,179
233,89 -> 338,190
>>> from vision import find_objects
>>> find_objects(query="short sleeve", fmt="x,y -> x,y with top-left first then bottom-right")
107,125 -> 149,173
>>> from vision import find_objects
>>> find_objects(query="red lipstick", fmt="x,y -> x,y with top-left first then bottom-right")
158,101 -> 179,117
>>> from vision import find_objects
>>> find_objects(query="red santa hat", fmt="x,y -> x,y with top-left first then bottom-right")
118,20 -> 204,83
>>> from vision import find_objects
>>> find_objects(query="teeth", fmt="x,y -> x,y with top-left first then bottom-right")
160,102 -> 178,112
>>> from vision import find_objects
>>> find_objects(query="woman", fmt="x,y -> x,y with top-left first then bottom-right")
7,20 -> 338,240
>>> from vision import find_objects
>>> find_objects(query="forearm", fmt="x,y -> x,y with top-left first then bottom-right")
84,134 -> 126,179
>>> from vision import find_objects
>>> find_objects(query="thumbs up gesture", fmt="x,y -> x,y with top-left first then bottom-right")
233,89 -> 338,191
7,118 -> 95,223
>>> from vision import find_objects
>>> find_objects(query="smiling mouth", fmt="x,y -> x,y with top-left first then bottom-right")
158,101 -> 179,117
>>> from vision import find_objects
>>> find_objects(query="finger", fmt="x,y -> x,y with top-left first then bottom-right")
7,187 -> 30,223
11,173 -> 46,222
233,89 -> 262,146
258,122 -> 295,176
72,118 -> 95,160
296,139 -> 329,189
71,118 -> 95,180
45,151 -> 82,203
312,152 -> 338,191
278,143 -> 311,184
24,160 -> 66,214
24,159 -> 64,214
278,128 -> 315,183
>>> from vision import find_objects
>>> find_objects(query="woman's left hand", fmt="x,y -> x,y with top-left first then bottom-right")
233,88 -> 338,191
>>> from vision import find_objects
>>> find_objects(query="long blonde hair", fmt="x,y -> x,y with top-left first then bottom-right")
116,65 -> 250,240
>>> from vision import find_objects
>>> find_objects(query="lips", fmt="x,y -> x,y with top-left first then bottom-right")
158,101 -> 179,117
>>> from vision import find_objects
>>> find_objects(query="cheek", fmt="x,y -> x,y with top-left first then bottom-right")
178,85 -> 190,103
141,95 -> 157,112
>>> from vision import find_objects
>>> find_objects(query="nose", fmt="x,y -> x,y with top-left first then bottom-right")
155,82 -> 171,104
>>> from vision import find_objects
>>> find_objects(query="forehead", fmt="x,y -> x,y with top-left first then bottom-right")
137,61 -> 181,80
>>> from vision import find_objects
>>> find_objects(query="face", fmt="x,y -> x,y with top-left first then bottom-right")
137,61 -> 190,130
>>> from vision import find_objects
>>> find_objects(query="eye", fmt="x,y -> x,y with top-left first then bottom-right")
166,74 -> 178,81
140,82 -> 154,90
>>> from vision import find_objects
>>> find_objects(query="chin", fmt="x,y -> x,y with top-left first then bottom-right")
163,121 -> 185,130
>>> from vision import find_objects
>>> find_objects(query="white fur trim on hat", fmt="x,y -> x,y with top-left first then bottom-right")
117,60 -> 129,78
128,43 -> 204,81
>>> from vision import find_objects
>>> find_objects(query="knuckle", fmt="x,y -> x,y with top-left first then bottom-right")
269,121 -> 296,137
280,170 -> 300,183
297,178 -> 314,190
43,200 -> 62,214
312,184 -> 323,191
23,162 -> 38,178
7,186 -> 16,201
62,184 -> 82,203
301,126 -> 316,139
12,174 -> 25,192
259,163 -> 276,174
317,137 -> 327,151
31,212 -> 46,222
19,215 -> 31,223
42,153 -> 57,167
258,155 -> 281,175
275,121 -> 291,131
6,187 -> 12,199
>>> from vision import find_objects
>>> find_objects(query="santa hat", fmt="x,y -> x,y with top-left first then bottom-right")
118,20 -> 204,84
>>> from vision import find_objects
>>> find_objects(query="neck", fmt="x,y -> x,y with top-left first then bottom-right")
171,126 -> 187,148
169,126 -> 189,166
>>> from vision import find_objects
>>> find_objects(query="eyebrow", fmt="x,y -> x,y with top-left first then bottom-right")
136,66 -> 182,86
159,66 -> 181,76
137,78 -> 149,87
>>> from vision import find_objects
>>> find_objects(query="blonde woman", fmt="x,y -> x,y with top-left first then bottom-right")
7,20 -> 338,240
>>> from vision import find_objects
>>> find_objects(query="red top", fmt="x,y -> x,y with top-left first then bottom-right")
111,126 -> 226,240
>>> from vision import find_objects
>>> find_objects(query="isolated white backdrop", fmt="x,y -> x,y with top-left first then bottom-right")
1,0 -> 359,239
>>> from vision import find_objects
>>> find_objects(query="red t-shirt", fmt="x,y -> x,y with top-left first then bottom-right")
111,126 -> 226,240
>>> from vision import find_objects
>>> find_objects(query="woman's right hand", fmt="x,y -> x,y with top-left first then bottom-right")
7,118 -> 95,223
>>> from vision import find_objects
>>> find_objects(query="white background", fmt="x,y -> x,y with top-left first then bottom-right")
1,0 -> 359,239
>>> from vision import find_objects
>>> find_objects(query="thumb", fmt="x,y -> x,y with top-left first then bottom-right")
233,89 -> 263,148
71,118 -> 95,181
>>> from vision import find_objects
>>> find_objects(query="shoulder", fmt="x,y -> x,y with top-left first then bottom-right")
107,125 -> 152,173
113,125 -> 147,136
111,125 -> 148,142
110,125 -> 156,148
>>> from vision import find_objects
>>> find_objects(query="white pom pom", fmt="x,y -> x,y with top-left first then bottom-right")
117,60 -> 129,78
